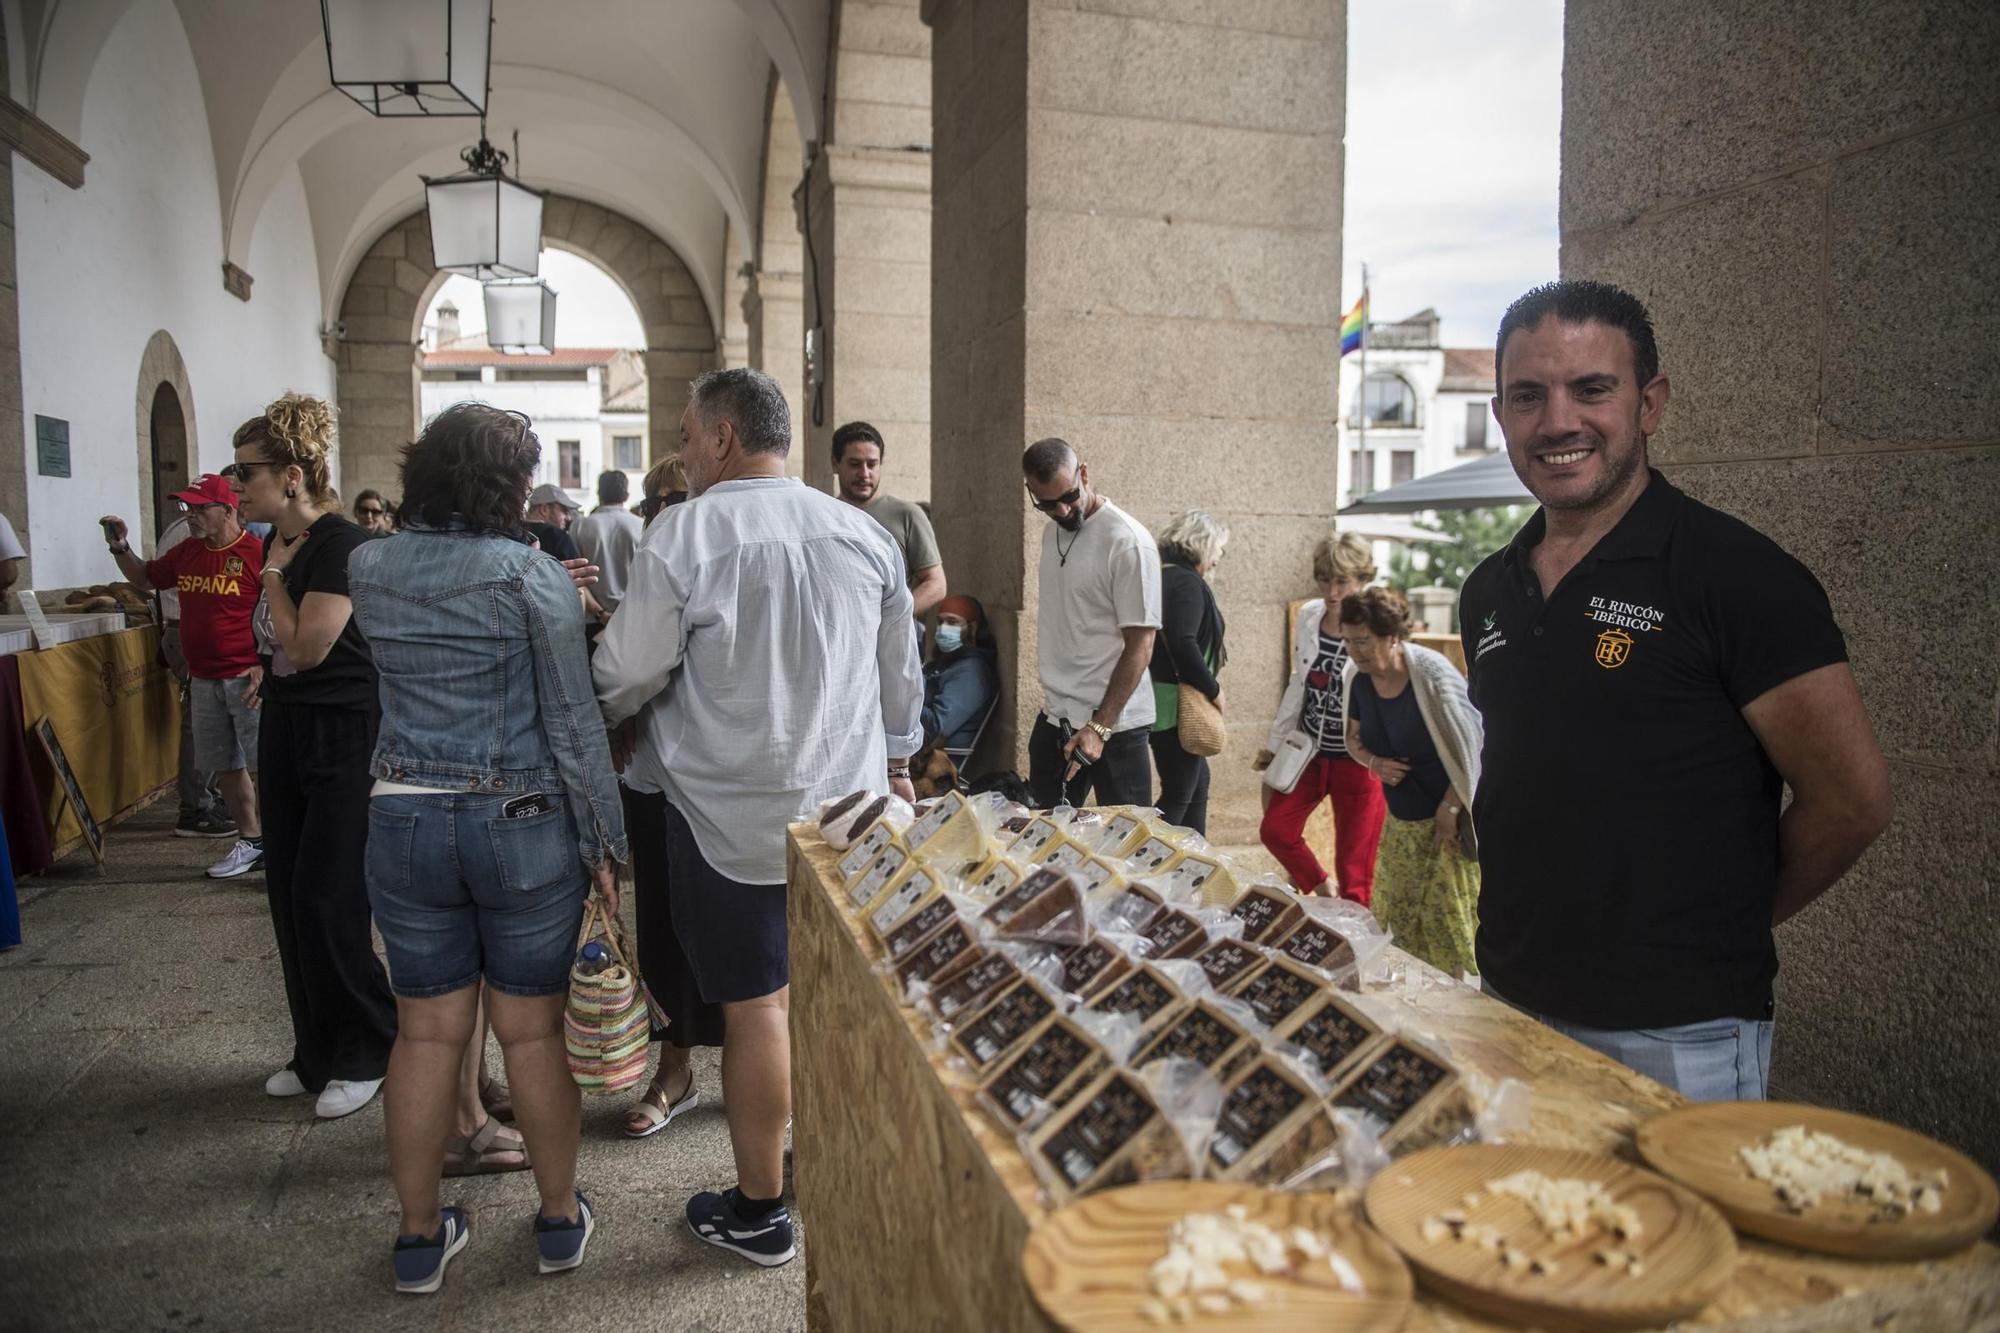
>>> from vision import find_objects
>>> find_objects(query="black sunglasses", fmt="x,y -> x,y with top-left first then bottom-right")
357,506 -> 385,517
1028,484 -> 1083,513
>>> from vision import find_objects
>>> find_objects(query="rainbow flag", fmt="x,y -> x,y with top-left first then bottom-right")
1339,294 -> 1366,356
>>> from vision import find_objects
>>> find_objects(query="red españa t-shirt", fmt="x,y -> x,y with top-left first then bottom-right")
147,531 -> 262,678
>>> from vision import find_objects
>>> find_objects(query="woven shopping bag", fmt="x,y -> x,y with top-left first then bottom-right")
1176,684 -> 1227,758
564,895 -> 651,1092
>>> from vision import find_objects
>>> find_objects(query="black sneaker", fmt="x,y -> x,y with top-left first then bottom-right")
685,1188 -> 796,1267
175,811 -> 238,839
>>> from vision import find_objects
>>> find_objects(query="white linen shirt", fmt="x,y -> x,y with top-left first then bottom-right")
593,476 -> 924,884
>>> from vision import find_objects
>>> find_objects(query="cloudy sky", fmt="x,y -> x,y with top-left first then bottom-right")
431,0 -> 1565,355
1342,0 -> 1564,349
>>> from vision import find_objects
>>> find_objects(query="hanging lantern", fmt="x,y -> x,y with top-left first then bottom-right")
484,279 -> 557,354
321,0 -> 492,117
424,136 -> 544,280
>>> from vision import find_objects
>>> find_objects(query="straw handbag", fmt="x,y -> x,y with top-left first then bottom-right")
563,895 -> 651,1092
1176,685 -> 1226,758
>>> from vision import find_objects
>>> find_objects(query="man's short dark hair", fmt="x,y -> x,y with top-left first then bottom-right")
832,420 -> 884,464
1022,437 -> 1078,484
691,367 -> 791,457
1495,280 -> 1660,389
596,469 -> 630,505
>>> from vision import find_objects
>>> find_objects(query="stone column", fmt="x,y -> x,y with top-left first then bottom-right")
926,0 -> 1345,840
720,223 -> 750,372
797,0 -> 933,498
799,145 -> 933,497
745,267 -> 805,474
1560,0 -> 1999,1170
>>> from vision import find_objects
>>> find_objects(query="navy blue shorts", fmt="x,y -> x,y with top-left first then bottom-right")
365,792 -> 589,999
660,800 -> 788,1003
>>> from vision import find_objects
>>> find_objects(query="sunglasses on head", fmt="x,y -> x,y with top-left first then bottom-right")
1028,484 -> 1083,513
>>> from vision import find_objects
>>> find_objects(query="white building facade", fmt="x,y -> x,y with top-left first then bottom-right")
419,339 -> 649,509
1336,309 -> 1498,507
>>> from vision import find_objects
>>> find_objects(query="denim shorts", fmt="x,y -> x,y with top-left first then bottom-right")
190,674 -> 260,772
364,791 -> 589,999
1484,980 -> 1775,1102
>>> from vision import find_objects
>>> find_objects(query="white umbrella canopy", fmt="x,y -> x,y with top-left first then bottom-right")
1334,513 -> 1453,544
1340,450 -> 1534,514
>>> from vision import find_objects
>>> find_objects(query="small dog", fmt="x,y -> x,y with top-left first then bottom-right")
909,741 -> 959,800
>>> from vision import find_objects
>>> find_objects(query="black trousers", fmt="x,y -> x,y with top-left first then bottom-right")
622,786 -> 725,1049
1027,715 -> 1154,809
259,699 -> 397,1089
1148,730 -> 1211,835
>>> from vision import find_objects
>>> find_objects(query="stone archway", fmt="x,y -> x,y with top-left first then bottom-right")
333,197 -> 718,503
134,330 -> 198,552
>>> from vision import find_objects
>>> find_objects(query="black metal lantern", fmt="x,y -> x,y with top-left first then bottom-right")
424,136 -> 545,280
321,0 -> 492,117
483,279 -> 557,354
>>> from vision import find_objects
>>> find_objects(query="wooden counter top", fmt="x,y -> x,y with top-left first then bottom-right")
786,825 -> 2000,1332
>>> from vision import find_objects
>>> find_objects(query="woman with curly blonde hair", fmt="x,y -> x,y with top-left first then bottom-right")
233,394 -> 398,1122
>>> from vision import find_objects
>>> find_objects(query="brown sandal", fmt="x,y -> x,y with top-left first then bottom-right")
443,1116 -> 530,1176
478,1077 -> 513,1122
622,1066 -> 697,1140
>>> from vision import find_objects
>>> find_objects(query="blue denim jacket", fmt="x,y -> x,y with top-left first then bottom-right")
348,525 -> 628,867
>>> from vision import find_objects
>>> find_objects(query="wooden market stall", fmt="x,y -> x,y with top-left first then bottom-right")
787,826 -> 2000,1332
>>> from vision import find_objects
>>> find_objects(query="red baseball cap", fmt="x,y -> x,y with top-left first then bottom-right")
170,474 -> 240,509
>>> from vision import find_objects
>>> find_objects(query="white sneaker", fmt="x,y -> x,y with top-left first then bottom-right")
265,1068 -> 308,1097
316,1077 -> 384,1119
206,839 -> 266,879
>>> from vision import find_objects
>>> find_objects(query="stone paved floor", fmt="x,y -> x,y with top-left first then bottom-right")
0,799 -> 806,1332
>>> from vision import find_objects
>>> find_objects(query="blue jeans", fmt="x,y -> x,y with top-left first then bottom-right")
1486,981 -> 1774,1102
364,792 -> 589,999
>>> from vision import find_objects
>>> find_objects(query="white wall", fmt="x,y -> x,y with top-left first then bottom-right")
419,377 -> 607,504
12,0 -> 334,586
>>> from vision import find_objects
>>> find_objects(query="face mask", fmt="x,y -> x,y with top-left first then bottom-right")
935,624 -> 964,653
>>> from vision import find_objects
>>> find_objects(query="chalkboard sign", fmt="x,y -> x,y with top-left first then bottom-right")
35,416 -> 70,478
33,715 -> 104,867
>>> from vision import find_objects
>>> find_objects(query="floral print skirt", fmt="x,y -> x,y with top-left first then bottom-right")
1371,814 -> 1481,978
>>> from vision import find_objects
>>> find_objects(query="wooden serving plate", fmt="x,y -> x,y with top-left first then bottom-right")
1365,1144 -> 1736,1330
1021,1180 -> 1412,1331
1636,1100 -> 2000,1260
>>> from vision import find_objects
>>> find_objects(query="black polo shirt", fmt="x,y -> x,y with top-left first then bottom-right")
1459,471 -> 1847,1030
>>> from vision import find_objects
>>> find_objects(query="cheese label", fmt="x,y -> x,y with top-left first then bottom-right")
1101,812 -> 1143,855
1161,853 -> 1219,897
1012,819 -> 1062,857
905,790 -> 965,850
955,981 -> 1056,1069
1128,837 -> 1180,873
1038,1072 -> 1159,1187
985,1020 -> 1098,1126
1136,1002 -> 1248,1072
839,822 -> 895,881
1335,1041 -> 1452,1131
895,921 -> 979,989
884,894 -> 959,957
1209,1061 -> 1309,1170
970,858 -> 1024,899
848,844 -> 907,907
1088,966 -> 1177,1024
1142,909 -> 1203,959
1037,838 -> 1087,870
1229,885 -> 1299,943
869,868 -> 936,934
1290,998 -> 1379,1080
1275,920 -> 1357,972
1060,939 -> 1123,994
1074,855 -> 1123,890
1236,957 -> 1323,1029
932,953 -> 1018,1021
1194,938 -> 1263,993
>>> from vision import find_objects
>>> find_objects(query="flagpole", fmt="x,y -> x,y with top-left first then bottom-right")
1357,262 -> 1369,495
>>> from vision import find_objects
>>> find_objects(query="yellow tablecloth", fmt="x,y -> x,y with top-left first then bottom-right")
15,625 -> 177,858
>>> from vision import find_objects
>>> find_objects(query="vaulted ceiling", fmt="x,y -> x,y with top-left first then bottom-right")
7,0 -> 828,328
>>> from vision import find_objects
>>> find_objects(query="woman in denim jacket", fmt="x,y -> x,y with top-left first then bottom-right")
348,403 -> 627,1293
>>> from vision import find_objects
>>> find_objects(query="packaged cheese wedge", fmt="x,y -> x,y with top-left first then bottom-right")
1327,1032 -> 1471,1155
862,857 -> 950,941
837,819 -> 908,892
905,789 -> 1021,867
1129,997 -> 1264,1084
1156,846 -> 1241,909
843,838 -> 912,909
1207,1051 -> 1339,1187
949,974 -> 1062,1075
818,790 -> 915,851
1023,1059 -> 1223,1206
959,853 -> 1027,903
1084,961 -> 1190,1034
1226,880 -> 1306,945
1275,991 -> 1386,1088
1090,806 -> 1168,860
977,1008 -> 1138,1132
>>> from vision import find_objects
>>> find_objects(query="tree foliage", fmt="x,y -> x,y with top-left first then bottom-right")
1388,505 -> 1529,593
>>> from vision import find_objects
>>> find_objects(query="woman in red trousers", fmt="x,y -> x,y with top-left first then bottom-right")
1255,533 -> 1387,904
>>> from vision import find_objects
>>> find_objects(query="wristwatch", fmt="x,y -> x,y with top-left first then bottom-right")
1085,721 -> 1112,743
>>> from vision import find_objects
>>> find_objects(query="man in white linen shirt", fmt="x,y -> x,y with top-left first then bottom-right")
594,366 -> 923,1269
1022,437 -> 1162,808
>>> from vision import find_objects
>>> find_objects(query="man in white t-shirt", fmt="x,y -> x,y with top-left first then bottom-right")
1022,437 -> 1162,807
572,470 -> 643,623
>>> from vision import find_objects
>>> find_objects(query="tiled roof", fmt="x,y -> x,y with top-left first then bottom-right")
1440,347 -> 1497,390
421,347 -> 624,368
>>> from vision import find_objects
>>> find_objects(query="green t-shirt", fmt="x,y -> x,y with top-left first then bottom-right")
863,492 -> 941,584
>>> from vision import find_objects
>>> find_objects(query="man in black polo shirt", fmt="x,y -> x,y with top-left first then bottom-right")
1460,280 -> 1894,1101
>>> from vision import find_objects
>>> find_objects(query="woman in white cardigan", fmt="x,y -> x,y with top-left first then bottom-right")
1337,587 -> 1484,979
1254,533 -> 1388,903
